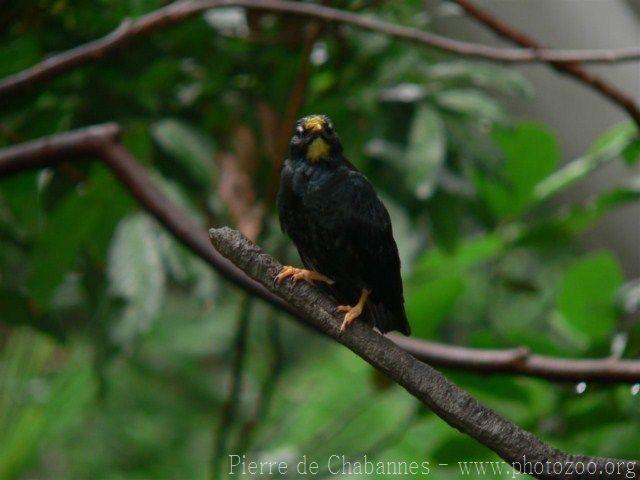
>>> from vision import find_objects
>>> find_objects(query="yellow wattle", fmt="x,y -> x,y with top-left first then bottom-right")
307,137 -> 330,162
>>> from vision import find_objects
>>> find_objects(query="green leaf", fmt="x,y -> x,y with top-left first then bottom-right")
426,191 -> 461,252
406,276 -> 464,338
557,252 -> 623,344
0,290 -> 66,340
107,213 -> 166,347
534,122 -> 637,202
157,231 -> 216,302
0,173 -> 40,231
517,177 -> 640,246
422,61 -> 533,97
431,436 -> 496,464
151,119 -> 216,188
623,138 -> 640,165
414,233 -> 505,280
404,105 -> 446,199
28,194 -> 99,308
434,89 -> 505,122
27,169 -> 131,308
476,122 -> 559,219
380,195 -> 422,273
0,34 -> 40,77
0,330 -> 94,480
589,121 -> 637,157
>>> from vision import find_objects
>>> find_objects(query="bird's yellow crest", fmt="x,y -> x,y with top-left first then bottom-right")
303,115 -> 325,133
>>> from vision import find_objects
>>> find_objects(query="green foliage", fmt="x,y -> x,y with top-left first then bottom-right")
107,213 -> 167,348
406,276 -> 463,338
0,330 -> 94,480
557,252 -> 623,345
534,122 -> 636,202
420,61 -> 534,97
404,105 -> 445,199
151,119 -> 217,189
623,139 -> 640,165
1,0 -> 639,478
28,168 -> 133,308
435,89 -> 505,122
475,122 -> 559,219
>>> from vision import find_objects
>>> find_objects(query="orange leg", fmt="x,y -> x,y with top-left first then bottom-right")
275,266 -> 334,285
337,288 -> 370,332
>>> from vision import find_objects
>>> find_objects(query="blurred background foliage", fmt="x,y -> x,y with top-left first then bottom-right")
1,0 -> 640,478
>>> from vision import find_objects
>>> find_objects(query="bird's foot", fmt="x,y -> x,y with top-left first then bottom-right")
337,289 -> 370,332
275,266 -> 334,285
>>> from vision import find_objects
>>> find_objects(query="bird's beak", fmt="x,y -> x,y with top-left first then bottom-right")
304,117 -> 324,134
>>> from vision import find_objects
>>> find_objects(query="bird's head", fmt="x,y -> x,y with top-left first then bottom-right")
289,114 -> 342,163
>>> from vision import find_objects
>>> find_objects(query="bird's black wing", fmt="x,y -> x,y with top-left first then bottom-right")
339,171 -> 410,335
277,160 -> 296,236
277,160 -> 323,273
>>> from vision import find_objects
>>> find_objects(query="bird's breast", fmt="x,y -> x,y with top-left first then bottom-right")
291,163 -> 341,199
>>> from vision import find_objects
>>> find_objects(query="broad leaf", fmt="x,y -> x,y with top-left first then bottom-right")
422,61 -> 533,97
623,139 -> 640,165
28,169 -> 131,308
28,193 -> 100,308
476,122 -> 559,219
404,105 -> 446,199
151,119 -> 216,188
557,252 -> 623,344
517,177 -> 640,246
107,213 -> 166,347
434,89 -> 505,122
535,122 -> 637,201
0,34 -> 40,77
406,276 -> 464,338
413,233 -> 506,281
589,122 -> 637,157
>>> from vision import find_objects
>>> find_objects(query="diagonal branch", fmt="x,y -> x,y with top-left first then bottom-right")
2,125 -> 640,385
208,226 -> 638,479
1,0 -> 640,100
453,0 -> 640,128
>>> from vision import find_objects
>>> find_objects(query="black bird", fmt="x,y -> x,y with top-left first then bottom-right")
276,114 -> 410,335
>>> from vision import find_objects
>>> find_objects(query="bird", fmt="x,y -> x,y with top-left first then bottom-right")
276,114 -> 410,335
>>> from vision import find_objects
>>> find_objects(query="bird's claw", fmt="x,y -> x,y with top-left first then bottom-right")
337,304 -> 364,332
336,288 -> 370,332
275,266 -> 334,286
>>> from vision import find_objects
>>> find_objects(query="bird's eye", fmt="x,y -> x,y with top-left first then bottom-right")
296,126 -> 304,135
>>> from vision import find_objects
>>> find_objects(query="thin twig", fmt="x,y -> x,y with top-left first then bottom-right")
453,0 -> 640,128
233,309 -> 284,455
2,126 -> 640,384
211,295 -> 253,479
1,0 -> 639,99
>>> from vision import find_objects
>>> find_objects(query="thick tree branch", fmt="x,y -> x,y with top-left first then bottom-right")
453,0 -> 640,128
2,125 -> 640,385
1,0 -> 640,100
0,124 -> 120,174
209,226 -> 638,479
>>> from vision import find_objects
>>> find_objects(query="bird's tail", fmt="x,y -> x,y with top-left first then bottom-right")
366,301 -> 411,336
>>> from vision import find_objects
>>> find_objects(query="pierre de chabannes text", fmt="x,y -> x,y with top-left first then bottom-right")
228,454 -> 637,478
